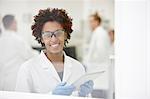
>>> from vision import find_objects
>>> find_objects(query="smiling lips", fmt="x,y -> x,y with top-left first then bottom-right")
50,43 -> 60,48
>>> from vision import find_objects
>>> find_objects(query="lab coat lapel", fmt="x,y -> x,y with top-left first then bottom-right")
63,53 -> 72,82
40,51 -> 61,82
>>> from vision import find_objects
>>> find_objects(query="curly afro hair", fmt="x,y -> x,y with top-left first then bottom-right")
31,8 -> 73,47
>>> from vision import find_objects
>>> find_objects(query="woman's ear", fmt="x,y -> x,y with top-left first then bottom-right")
41,37 -> 44,43
64,32 -> 67,41
64,32 -> 68,47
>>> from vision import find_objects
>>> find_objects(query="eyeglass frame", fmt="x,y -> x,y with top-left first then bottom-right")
41,29 -> 65,39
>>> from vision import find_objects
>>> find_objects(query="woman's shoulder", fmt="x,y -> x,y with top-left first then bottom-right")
20,54 -> 41,69
65,55 -> 85,71
66,55 -> 81,64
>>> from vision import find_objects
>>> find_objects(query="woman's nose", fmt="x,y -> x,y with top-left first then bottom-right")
50,35 -> 58,42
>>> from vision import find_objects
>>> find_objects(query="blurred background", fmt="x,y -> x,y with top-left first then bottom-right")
0,0 -> 114,99
0,0 -> 114,60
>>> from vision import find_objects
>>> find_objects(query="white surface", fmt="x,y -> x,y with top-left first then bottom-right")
0,91 -> 98,99
147,0 -> 150,97
115,0 -> 150,99
73,71 -> 105,90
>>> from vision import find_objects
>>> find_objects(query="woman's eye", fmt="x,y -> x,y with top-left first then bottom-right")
56,32 -> 61,35
44,33 -> 50,37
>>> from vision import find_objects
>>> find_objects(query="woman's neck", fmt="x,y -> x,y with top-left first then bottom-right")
45,51 -> 64,72
45,51 -> 64,63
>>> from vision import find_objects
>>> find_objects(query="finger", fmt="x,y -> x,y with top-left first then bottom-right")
85,80 -> 91,84
63,85 -> 75,89
81,83 -> 91,89
58,82 -> 67,86
84,81 -> 94,89
80,85 -> 89,92
80,84 -> 92,93
88,80 -> 94,86
60,90 -> 73,95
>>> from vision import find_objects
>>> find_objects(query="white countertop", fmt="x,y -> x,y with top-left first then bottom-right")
0,91 -> 101,99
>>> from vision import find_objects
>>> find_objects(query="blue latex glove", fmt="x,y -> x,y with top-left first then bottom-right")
52,82 -> 75,96
78,80 -> 94,97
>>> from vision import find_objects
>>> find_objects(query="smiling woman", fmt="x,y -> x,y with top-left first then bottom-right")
41,22 -> 65,54
31,8 -> 73,47
15,8 -> 94,97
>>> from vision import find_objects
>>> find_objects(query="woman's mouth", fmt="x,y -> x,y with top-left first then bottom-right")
50,43 -> 60,48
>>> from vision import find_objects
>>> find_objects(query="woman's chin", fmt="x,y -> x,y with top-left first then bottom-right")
48,49 -> 63,55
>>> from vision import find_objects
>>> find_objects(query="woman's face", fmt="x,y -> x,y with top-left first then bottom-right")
42,21 -> 66,54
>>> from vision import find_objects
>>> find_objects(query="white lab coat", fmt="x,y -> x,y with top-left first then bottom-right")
84,26 -> 111,66
15,51 -> 85,95
83,26 -> 111,89
0,30 -> 35,91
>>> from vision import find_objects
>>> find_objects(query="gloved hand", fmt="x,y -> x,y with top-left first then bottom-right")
52,82 -> 75,96
78,80 -> 94,97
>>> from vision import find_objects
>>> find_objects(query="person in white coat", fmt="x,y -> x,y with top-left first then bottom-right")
0,15 -> 35,91
85,12 -> 111,67
15,8 -> 93,97
83,13 -> 111,91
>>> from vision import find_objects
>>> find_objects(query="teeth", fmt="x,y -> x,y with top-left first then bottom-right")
51,44 -> 59,47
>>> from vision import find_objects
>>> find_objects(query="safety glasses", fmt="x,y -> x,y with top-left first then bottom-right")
42,29 -> 65,39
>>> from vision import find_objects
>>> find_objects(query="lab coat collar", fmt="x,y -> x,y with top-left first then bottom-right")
63,53 -> 72,82
94,25 -> 103,32
40,50 -> 73,83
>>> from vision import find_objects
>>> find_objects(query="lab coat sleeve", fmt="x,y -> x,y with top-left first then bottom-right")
86,29 -> 111,63
85,34 -> 96,62
15,38 -> 35,61
96,31 -> 111,58
15,64 -> 33,93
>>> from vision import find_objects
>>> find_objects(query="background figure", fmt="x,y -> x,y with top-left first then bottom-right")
108,29 -> 115,55
108,29 -> 114,44
108,29 -> 115,99
0,28 -> 1,36
83,12 -> 112,98
0,15 -> 36,91
84,12 -> 111,72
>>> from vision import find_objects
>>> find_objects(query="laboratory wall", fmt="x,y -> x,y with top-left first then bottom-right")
115,0 -> 150,99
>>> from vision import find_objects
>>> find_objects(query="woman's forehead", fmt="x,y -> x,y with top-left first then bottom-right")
42,21 -> 63,32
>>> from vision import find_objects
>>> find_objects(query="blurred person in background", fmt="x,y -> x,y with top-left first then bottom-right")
0,15 -> 35,91
15,8 -> 94,97
108,29 -> 115,99
108,29 -> 115,56
108,29 -> 114,44
0,28 -> 1,36
83,12 -> 112,98
83,12 -> 111,72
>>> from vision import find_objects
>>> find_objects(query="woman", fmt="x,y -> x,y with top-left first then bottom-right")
15,8 -> 93,97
